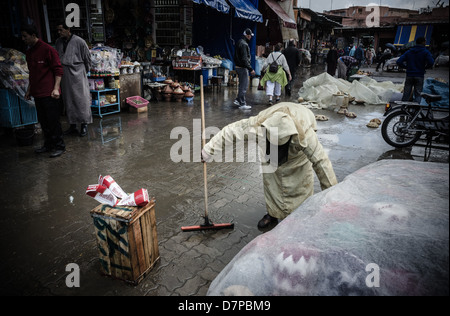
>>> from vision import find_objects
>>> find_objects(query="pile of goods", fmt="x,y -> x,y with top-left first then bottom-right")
89,45 -> 122,76
161,78 -> 194,102
0,48 -> 30,100
173,56 -> 202,70
202,55 -> 222,68
356,70 -> 373,76
120,58 -> 141,74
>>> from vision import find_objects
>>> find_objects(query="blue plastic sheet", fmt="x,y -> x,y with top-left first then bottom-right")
220,59 -> 233,70
420,77 -> 449,108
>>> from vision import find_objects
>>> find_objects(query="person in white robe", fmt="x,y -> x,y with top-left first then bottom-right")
56,22 -> 92,137
201,102 -> 338,228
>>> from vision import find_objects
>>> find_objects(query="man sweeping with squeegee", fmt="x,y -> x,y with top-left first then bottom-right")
194,102 -> 338,230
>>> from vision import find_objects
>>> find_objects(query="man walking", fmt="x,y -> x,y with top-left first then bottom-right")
282,39 -> 301,96
396,37 -> 434,103
56,22 -> 92,137
233,28 -> 256,110
22,24 -> 66,158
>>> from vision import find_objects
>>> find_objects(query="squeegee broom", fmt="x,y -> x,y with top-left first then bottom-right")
181,75 -> 234,232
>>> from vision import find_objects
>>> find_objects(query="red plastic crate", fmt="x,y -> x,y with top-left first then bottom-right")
126,96 -> 149,108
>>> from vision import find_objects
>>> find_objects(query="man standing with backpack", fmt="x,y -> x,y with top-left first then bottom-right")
260,43 -> 292,106
233,28 -> 256,110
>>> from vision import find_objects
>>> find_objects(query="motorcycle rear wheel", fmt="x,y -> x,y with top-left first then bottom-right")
381,110 -> 422,148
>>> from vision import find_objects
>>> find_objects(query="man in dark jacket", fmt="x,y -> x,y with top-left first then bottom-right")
234,28 -> 256,109
282,39 -> 301,96
354,45 -> 364,67
326,45 -> 338,77
396,37 -> 434,103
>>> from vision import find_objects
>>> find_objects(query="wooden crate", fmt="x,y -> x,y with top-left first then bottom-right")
90,199 -> 159,284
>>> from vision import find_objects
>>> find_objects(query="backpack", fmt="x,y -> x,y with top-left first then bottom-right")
268,53 -> 281,73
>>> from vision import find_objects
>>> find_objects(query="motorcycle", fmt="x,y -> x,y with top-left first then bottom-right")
381,93 -> 449,157
384,57 -> 404,72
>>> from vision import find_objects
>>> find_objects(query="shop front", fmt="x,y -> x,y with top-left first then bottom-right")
1,0 -> 266,110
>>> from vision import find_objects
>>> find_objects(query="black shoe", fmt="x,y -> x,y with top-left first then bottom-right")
49,148 -> 65,158
268,100 -> 274,106
79,124 -> 87,137
35,146 -> 50,154
63,124 -> 78,135
257,214 -> 278,229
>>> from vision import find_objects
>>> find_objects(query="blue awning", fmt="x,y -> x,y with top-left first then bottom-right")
191,0 -> 230,14
394,25 -> 433,46
227,0 -> 263,22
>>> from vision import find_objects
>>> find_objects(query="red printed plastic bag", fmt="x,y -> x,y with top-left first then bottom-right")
86,184 -> 118,206
117,188 -> 149,207
98,175 -> 128,199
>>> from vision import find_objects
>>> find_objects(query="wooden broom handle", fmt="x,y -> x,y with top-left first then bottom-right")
200,75 -> 208,218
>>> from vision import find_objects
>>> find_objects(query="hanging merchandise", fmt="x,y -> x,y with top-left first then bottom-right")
89,45 -> 123,76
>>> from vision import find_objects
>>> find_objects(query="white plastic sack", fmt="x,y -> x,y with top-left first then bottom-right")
297,73 -> 403,108
358,76 -> 404,103
208,160 -> 449,296
348,80 -> 382,104
299,73 -> 350,108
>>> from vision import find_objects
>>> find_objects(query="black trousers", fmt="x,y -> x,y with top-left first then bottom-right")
34,96 -> 65,150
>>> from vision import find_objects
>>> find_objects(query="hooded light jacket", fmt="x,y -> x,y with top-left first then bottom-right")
396,45 -> 434,77
203,102 -> 338,219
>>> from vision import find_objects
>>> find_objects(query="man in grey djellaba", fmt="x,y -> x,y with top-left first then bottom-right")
55,21 -> 92,137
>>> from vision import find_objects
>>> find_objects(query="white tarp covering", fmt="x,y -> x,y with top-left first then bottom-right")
208,160 -> 449,296
298,73 -> 404,108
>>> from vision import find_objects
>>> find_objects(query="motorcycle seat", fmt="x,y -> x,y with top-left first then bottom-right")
421,93 -> 442,103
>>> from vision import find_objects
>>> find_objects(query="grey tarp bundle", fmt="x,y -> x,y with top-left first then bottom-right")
207,160 -> 449,296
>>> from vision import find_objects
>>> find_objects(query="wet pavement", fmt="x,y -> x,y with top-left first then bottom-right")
0,64 -> 448,296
